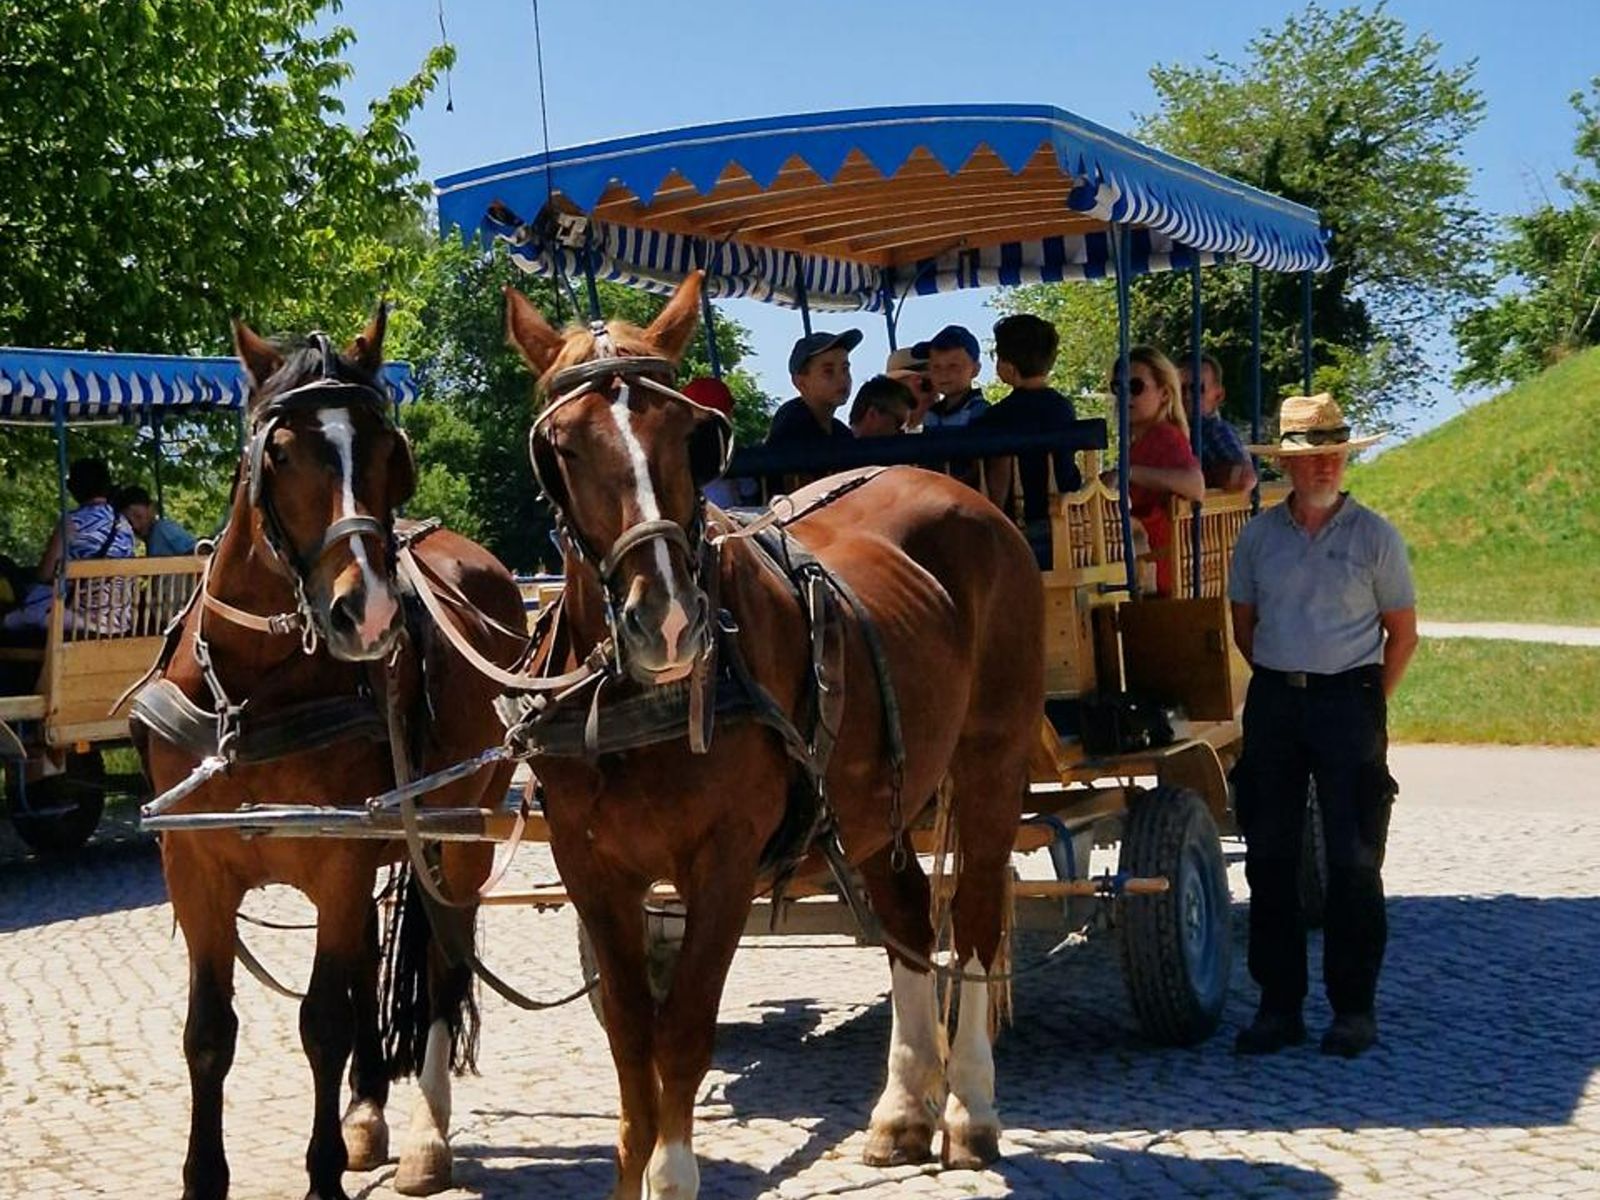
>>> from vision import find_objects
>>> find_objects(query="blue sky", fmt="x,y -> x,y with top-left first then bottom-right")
336,0 -> 1598,438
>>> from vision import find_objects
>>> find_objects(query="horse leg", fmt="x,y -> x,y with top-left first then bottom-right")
939,751 -> 1026,1169
341,896 -> 390,1172
647,845 -> 761,1200
568,871 -> 658,1200
300,888 -> 369,1200
857,847 -> 943,1167
168,846 -> 245,1200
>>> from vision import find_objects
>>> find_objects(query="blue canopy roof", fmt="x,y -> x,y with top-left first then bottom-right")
436,104 -> 1330,311
0,348 -> 418,425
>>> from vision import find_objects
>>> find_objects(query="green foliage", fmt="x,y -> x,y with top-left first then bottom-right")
1455,79 -> 1600,388
999,4 -> 1487,433
390,240 -> 772,573
0,1 -> 452,559
1390,640 -> 1600,746
1347,345 -> 1600,624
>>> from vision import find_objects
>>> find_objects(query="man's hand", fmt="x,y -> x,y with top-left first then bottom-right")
1380,607 -> 1419,698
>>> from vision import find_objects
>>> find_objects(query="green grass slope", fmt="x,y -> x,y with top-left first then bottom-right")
1347,347 -> 1600,624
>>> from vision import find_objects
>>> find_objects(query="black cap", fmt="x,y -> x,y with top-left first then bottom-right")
788,329 -> 863,375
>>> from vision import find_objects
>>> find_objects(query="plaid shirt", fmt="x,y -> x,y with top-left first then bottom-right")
1199,412 -> 1250,470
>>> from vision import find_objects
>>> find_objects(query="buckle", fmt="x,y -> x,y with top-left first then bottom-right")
1284,671 -> 1308,689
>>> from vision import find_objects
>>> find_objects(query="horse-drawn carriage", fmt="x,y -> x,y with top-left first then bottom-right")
136,104 -> 1330,1199
0,348 -> 414,852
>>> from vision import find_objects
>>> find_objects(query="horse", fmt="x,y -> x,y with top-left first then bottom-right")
504,272 -> 1045,1200
135,310 -> 526,1200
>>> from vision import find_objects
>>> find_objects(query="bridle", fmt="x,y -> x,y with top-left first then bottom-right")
204,332 -> 411,652
529,321 -> 733,663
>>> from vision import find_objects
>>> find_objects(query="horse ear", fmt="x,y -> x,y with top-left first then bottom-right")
347,302 -> 388,375
504,287 -> 565,375
642,271 -> 703,365
232,318 -> 284,390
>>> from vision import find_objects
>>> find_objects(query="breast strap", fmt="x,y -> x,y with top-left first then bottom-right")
130,677 -> 388,764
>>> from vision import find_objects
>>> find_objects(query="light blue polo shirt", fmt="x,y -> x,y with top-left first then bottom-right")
1228,494 -> 1415,674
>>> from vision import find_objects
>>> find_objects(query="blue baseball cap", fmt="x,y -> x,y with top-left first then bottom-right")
788,329 -> 863,375
927,324 -> 980,362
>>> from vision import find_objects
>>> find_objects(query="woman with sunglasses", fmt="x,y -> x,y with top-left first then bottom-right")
1104,345 -> 1205,595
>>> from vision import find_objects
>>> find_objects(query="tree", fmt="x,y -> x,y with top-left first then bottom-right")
0,1 -> 452,558
1000,4 -> 1487,432
392,240 -> 771,573
1455,79 -> 1600,387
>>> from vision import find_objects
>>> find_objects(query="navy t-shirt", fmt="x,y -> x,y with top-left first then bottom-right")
970,386 -> 1083,521
765,397 -> 849,446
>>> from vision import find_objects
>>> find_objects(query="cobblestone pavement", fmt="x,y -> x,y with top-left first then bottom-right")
3,745 -> 1597,1199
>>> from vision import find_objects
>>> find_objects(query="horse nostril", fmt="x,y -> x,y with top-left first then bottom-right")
329,591 -> 361,637
621,603 -> 647,643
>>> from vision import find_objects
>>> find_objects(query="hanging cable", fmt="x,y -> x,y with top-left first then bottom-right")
528,0 -> 576,322
436,0 -> 454,112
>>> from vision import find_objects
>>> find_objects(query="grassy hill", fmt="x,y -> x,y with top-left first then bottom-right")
1347,346 -> 1600,625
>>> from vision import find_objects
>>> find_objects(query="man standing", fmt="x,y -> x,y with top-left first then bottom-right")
1228,394 -> 1418,1059
115,485 -> 198,556
1181,352 -> 1257,493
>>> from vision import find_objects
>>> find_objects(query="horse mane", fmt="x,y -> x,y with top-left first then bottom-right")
538,320 -> 660,407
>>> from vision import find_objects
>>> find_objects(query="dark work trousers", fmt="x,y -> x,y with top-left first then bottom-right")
1235,665 -> 1396,1018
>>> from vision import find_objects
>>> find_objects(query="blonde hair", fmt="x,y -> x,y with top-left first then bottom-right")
1111,345 -> 1189,438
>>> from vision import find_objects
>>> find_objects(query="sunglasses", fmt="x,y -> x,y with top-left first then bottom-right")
1280,426 -> 1352,447
1108,377 -> 1149,397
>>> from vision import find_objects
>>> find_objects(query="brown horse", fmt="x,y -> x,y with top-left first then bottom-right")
137,311 -> 525,1200
505,273 -> 1045,1199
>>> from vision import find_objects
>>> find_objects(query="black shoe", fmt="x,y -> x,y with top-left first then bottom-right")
1320,1013 -> 1378,1058
1234,1010 -> 1307,1055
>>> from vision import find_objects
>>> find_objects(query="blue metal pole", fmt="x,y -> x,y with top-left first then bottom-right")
1188,261 -> 1204,599
793,254 -> 813,337
880,268 -> 898,351
696,242 -> 724,380
52,396 -> 70,599
1250,266 -> 1263,514
151,413 -> 167,514
1114,226 -> 1138,598
1301,269 -> 1314,394
581,228 -> 603,322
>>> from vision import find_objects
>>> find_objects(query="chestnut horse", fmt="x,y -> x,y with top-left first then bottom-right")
137,312 -> 525,1200
505,274 -> 1045,1199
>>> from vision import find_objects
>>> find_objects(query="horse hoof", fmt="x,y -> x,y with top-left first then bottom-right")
340,1099 -> 390,1171
941,1121 -> 1002,1170
863,1119 -> 936,1167
393,1133 -> 452,1196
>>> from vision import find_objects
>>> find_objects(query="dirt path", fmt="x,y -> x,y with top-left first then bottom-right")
1419,620 -> 1600,646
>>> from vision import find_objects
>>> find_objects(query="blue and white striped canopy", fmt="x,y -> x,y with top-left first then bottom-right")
436,104 -> 1330,311
0,348 -> 418,425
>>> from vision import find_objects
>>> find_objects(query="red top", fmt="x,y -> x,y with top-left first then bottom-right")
1128,421 -> 1199,595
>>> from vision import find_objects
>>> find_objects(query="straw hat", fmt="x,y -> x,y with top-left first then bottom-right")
1247,393 -> 1383,456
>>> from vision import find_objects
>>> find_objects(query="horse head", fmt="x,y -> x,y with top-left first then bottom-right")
232,308 -> 415,661
505,272 -> 730,685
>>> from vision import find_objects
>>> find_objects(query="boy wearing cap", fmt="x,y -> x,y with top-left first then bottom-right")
1229,394 -> 1418,1060
922,325 -> 990,430
764,329 -> 863,447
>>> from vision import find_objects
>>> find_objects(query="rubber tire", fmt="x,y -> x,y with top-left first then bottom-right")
1299,780 -> 1328,931
1117,785 -> 1233,1046
576,906 -> 684,1029
10,749 -> 107,854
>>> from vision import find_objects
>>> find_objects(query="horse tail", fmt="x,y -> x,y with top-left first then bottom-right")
378,864 -> 482,1080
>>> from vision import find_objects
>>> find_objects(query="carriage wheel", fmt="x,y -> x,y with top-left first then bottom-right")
1117,786 -> 1232,1046
9,749 -> 107,855
575,904 -> 685,1028
1299,780 -> 1328,930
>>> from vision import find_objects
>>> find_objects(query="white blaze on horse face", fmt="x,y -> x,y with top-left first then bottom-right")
606,390 -> 693,660
316,408 -> 397,650
867,961 -> 945,1137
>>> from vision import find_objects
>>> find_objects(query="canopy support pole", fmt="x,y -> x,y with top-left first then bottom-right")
51,397 -> 70,596
1250,265 -> 1263,514
151,413 -> 167,514
880,268 -> 898,351
582,227 -> 603,322
1301,269 -> 1314,394
793,254 -> 813,337
1188,262 -> 1204,599
1112,225 -> 1138,599
695,240 -> 723,380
